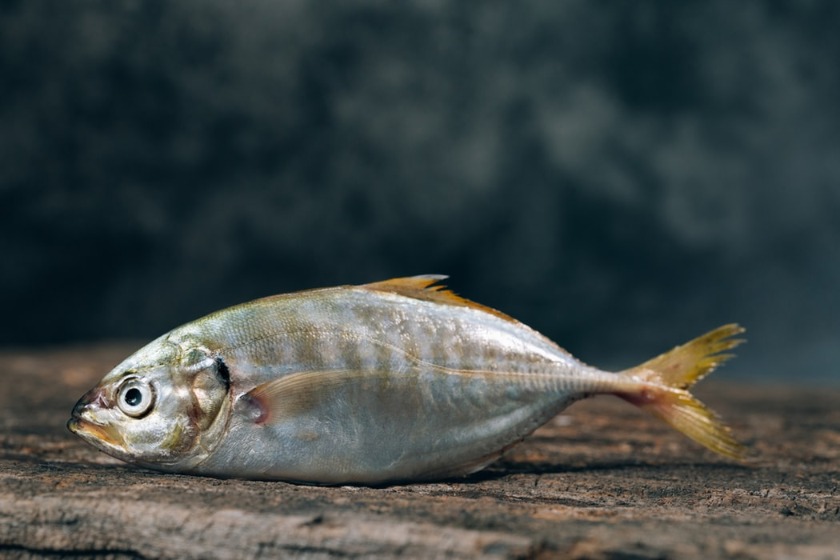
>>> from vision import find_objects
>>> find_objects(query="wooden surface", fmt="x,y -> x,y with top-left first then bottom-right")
1,345 -> 838,559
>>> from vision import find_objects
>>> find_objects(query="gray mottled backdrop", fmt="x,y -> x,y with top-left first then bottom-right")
2,1 -> 838,383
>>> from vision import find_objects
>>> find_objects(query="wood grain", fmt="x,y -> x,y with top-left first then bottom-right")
1,345 -> 838,559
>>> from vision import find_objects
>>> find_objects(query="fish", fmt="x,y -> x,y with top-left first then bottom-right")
68,275 -> 746,484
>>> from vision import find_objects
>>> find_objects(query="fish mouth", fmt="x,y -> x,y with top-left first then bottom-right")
68,389 -> 124,450
67,416 -> 121,448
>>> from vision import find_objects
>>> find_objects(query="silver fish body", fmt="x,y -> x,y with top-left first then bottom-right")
69,276 -> 745,484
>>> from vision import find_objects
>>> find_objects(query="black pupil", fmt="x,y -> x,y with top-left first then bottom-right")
124,387 -> 143,407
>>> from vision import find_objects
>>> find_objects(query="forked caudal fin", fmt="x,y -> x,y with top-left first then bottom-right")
617,324 -> 747,460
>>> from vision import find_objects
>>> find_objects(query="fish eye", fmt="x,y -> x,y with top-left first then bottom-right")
117,379 -> 155,418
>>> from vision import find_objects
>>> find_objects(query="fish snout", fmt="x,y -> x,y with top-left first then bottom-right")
71,387 -> 109,419
67,387 -> 124,448
68,386 -> 115,437
70,398 -> 88,421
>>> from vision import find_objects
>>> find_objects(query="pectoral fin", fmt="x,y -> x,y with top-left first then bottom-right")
241,369 -> 370,425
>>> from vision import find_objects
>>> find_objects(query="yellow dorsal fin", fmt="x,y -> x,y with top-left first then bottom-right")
361,275 -> 518,324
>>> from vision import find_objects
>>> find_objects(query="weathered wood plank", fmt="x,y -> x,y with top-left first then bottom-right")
1,345 -> 838,559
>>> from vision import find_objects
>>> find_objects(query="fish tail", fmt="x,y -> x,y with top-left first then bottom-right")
615,324 -> 747,460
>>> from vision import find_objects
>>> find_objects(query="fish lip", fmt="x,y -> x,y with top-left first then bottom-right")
66,416 -> 116,445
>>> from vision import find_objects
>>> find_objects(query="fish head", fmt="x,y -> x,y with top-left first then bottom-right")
68,333 -> 231,469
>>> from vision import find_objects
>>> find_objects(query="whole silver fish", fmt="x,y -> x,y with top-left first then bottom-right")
68,276 -> 745,484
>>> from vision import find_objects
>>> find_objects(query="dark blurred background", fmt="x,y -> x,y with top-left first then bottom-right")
2,1 -> 838,384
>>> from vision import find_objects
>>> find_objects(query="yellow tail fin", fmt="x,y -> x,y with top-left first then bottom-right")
618,324 -> 746,460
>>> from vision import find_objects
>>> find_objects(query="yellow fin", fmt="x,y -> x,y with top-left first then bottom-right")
625,323 -> 745,390
362,275 -> 518,323
643,390 -> 746,459
618,324 -> 747,460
